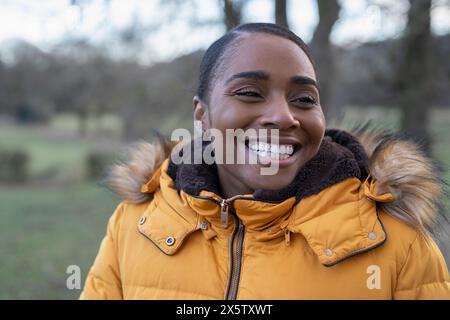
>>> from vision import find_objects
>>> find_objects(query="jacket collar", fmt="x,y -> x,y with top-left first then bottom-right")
138,159 -> 388,266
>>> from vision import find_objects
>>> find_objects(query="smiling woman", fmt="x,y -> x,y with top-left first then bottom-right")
80,23 -> 450,300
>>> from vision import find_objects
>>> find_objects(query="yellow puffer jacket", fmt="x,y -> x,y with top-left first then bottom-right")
80,129 -> 450,299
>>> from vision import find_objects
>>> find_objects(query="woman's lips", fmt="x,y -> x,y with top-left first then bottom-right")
243,140 -> 302,168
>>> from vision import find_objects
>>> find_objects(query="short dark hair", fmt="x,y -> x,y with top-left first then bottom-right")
196,23 -> 317,104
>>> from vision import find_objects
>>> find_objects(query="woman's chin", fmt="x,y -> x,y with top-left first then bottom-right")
243,167 -> 298,192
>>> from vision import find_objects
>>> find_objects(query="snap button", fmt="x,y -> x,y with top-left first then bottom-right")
324,248 -> 333,257
200,221 -> 208,230
165,236 -> 175,246
139,216 -> 146,225
368,232 -> 377,240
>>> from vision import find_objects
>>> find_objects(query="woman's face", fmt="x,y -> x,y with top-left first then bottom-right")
194,33 -> 326,197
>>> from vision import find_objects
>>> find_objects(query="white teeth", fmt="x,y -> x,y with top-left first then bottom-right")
271,144 -> 279,153
247,141 -> 296,159
286,145 -> 294,154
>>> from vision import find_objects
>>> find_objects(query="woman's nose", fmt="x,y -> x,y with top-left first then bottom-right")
259,98 -> 300,130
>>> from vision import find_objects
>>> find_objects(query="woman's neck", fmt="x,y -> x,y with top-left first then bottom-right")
216,165 -> 253,199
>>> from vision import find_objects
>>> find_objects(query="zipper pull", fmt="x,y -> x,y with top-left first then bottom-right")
220,199 -> 229,228
284,229 -> 291,246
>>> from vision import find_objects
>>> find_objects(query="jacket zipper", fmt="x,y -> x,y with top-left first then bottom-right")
192,194 -> 278,300
228,220 -> 245,299
220,199 -> 245,300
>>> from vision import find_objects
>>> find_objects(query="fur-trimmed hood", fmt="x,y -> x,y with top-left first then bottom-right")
106,126 -> 446,237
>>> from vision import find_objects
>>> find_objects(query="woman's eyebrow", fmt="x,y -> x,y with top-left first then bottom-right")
225,70 -> 269,84
225,71 -> 318,90
290,75 -> 318,89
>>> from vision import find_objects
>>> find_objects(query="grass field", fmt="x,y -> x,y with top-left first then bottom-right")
0,116 -> 122,299
0,183 -> 118,299
0,108 -> 449,299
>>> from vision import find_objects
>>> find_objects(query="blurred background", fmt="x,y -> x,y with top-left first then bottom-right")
0,0 -> 449,299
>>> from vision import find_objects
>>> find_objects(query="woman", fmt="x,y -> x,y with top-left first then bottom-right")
80,23 -> 449,299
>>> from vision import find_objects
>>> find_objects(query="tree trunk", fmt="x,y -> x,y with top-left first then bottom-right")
310,0 -> 341,119
223,0 -> 242,31
397,0 -> 433,153
275,0 -> 289,29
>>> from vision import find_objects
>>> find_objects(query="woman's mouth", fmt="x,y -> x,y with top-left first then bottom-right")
243,139 -> 302,164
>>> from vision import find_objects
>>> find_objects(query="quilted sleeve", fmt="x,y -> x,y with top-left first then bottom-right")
394,232 -> 450,299
79,202 -> 125,300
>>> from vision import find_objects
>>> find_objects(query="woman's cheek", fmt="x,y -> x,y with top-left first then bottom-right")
211,102 -> 253,131
302,109 -> 326,142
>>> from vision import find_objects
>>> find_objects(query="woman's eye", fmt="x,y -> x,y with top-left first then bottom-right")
293,95 -> 317,105
234,90 -> 262,98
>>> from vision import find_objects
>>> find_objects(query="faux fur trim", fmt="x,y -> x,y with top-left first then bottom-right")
349,124 -> 447,237
105,126 -> 447,236
106,137 -> 176,204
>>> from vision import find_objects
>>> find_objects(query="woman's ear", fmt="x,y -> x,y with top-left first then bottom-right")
193,96 -> 210,129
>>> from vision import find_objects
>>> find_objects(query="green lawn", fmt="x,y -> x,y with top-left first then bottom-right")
0,182 -> 119,299
0,109 -> 449,299
0,117 -> 122,299
0,113 -> 122,182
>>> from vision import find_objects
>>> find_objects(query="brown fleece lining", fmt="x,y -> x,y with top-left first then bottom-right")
167,129 -> 369,203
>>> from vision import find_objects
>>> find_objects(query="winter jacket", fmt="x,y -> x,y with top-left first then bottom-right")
80,128 -> 450,299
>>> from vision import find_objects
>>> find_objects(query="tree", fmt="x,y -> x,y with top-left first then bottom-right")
275,0 -> 289,29
223,0 -> 244,30
396,0 -> 434,152
310,0 -> 341,119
